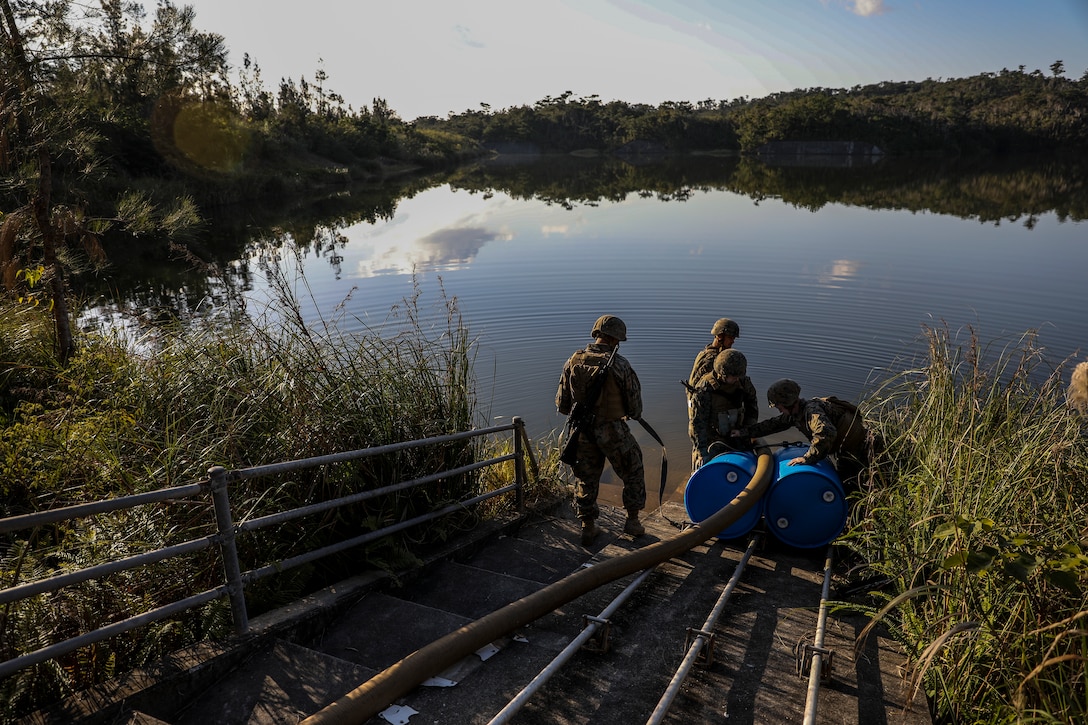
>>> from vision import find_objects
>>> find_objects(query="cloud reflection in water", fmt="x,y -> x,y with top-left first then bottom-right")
353,225 -> 511,277
818,258 -> 862,287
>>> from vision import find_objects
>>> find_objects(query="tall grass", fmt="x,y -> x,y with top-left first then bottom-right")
0,258 -> 560,719
845,325 -> 1088,723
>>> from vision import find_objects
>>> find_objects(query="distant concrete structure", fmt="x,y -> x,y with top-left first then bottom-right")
614,138 -> 668,156
482,141 -> 542,156
755,140 -> 884,167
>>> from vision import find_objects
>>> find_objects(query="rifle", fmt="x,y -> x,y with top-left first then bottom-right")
559,346 -> 618,466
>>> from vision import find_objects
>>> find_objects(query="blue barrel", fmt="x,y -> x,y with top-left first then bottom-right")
764,445 -> 847,548
684,451 -> 764,539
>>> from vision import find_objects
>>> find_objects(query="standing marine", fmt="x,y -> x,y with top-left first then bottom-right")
556,315 -> 647,546
688,349 -> 759,470
688,317 -> 740,389
1069,360 -> 1088,416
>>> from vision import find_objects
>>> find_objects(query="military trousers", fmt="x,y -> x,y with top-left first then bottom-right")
569,419 -> 646,521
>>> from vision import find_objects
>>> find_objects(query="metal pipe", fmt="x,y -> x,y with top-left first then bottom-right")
0,586 -> 225,680
209,465 -> 249,634
240,485 -> 519,584
488,566 -> 658,725
802,550 -> 835,725
0,482 -> 205,534
301,453 -> 774,725
237,454 -> 516,532
513,417 -> 526,511
230,424 -> 515,481
514,417 -> 540,481
646,533 -> 762,725
0,535 -> 215,606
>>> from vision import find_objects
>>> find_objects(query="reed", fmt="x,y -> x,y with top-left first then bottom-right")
0,260 -> 555,718
845,325 -> 1088,723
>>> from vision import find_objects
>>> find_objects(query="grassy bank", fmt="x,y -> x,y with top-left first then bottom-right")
845,326 -> 1088,723
0,267 -> 562,719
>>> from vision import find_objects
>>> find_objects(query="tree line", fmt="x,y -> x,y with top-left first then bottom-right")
419,63 -> 1088,156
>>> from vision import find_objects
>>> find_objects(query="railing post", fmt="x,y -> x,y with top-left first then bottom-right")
208,465 -> 249,634
513,417 -> 526,512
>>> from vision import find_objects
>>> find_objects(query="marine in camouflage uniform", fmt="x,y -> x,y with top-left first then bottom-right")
687,317 -> 741,388
556,315 -> 647,545
1069,361 -> 1088,416
1070,361 -> 1088,439
688,349 -> 759,470
736,378 -> 870,491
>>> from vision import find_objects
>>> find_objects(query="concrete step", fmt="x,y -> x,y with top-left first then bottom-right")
111,712 -> 171,724
339,507 -> 654,724
170,639 -> 374,725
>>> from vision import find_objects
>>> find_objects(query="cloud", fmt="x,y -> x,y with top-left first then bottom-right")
455,24 -> 485,48
847,0 -> 887,17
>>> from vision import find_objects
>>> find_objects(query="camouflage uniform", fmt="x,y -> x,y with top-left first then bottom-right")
1069,361 -> 1088,415
688,372 -> 759,469
688,318 -> 740,388
688,344 -> 720,389
743,396 -> 869,487
556,342 -> 646,523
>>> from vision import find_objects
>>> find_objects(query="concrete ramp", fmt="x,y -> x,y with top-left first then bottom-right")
32,501 -> 930,725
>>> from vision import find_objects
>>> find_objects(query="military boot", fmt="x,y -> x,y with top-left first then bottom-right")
580,521 -> 600,546
623,511 -> 645,537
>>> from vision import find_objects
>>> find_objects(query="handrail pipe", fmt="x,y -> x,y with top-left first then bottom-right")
802,551 -> 835,725
0,421 -> 528,681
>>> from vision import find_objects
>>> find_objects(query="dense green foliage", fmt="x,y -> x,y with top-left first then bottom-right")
420,66 -> 1088,156
0,0 -> 477,214
845,327 -> 1088,723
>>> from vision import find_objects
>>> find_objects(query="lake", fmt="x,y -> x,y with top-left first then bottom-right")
88,154 -> 1088,502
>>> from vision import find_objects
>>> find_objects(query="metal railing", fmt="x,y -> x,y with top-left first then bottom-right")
0,418 -> 533,680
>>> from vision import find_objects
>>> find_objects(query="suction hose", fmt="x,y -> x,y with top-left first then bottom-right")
302,452 -> 774,725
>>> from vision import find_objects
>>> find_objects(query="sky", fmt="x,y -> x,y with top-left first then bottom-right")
154,0 -> 1088,121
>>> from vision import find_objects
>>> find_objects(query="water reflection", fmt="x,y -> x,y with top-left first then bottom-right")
355,225 -> 510,276
817,259 -> 863,287
81,155 -> 1088,501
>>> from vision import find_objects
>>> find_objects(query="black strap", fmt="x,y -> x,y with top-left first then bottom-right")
634,417 -> 668,505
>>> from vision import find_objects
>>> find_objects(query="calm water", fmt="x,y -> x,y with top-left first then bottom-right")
92,156 -> 1088,500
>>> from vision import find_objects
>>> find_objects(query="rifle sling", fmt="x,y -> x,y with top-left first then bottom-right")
634,417 -> 668,505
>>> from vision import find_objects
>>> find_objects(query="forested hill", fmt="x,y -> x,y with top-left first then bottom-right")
2,0 -> 1085,288
3,0 -> 1084,219
416,64 -> 1088,157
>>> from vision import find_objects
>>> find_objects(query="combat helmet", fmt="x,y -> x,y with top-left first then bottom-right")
713,349 -> 747,378
591,315 -> 627,342
767,378 -> 801,408
711,318 -> 740,338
